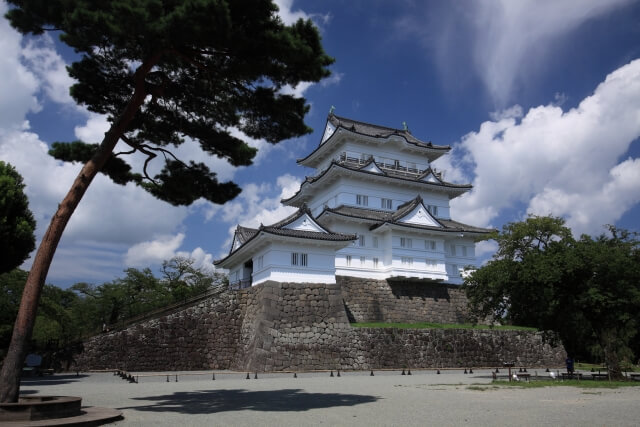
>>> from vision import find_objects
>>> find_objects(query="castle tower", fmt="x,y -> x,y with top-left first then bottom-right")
215,113 -> 491,286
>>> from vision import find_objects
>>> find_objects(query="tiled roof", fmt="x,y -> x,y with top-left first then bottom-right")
318,199 -> 494,234
214,207 -> 356,266
297,113 -> 450,165
282,160 -> 471,204
327,114 -> 450,150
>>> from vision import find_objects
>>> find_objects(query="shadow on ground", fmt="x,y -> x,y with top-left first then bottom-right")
120,389 -> 378,414
21,374 -> 89,386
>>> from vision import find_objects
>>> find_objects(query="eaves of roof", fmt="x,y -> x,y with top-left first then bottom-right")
297,113 -> 450,166
282,161 -> 471,205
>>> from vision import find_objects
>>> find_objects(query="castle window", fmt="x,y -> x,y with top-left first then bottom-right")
373,257 -> 379,268
356,194 -> 368,206
427,205 -> 438,217
400,237 -> 412,248
381,198 -> 392,209
359,235 -> 366,247
373,237 -> 379,248
425,240 -> 436,251
301,253 -> 308,267
346,255 -> 352,266
401,257 -> 413,266
461,246 -> 468,257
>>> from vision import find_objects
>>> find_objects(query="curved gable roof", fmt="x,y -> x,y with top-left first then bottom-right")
282,161 -> 472,206
297,113 -> 451,166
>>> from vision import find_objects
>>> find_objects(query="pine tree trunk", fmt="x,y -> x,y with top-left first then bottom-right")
0,71 -> 153,401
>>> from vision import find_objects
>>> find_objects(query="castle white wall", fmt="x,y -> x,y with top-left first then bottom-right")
307,176 -> 452,219
316,137 -> 434,172
248,241 -> 338,286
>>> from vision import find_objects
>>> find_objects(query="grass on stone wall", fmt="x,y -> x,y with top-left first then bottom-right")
480,379 -> 640,389
350,322 -> 537,331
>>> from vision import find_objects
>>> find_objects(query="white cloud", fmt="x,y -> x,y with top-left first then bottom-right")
74,113 -> 110,143
125,233 -> 185,267
215,174 -> 301,254
20,33 -> 77,107
0,3 -> 41,130
439,59 -> 640,236
274,0 -> 331,26
399,0 -> 635,106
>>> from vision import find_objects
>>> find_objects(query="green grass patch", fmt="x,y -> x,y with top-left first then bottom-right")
350,322 -> 537,331
488,379 -> 640,389
574,362 -> 639,373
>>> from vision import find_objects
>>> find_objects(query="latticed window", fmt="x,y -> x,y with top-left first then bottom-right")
356,194 -> 368,206
381,198 -> 392,209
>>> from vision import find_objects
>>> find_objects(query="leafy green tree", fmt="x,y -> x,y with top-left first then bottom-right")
0,161 -> 36,274
1,0 -> 333,401
161,256 -> 225,301
0,269 -> 29,358
464,216 -> 640,378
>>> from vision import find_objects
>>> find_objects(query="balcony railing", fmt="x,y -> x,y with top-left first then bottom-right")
337,151 -> 429,178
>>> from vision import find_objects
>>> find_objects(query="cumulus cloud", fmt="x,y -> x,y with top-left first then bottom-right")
0,2 -> 40,130
438,59 -> 640,236
398,0 -> 635,106
215,174 -> 301,253
125,234 -> 186,267
274,0 -> 331,26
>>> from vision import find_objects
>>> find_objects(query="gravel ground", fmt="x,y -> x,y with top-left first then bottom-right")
19,370 -> 640,426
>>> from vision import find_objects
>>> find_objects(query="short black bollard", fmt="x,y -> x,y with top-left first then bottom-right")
166,375 -> 170,382
294,373 -> 297,378
212,373 -> 215,380
546,368 -> 550,372
337,370 -> 341,377
464,369 -> 467,374
407,369 -> 411,375
401,369 -> 406,375
330,371 -> 334,377
495,368 -> 500,373
175,375 -> 178,382
437,369 -> 440,374
246,373 -> 250,380
254,372 -> 258,379
469,369 -> 473,374
76,370 -> 80,377
370,370 -> 374,376
523,368 -> 527,373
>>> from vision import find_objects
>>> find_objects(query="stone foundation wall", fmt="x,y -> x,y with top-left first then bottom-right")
75,289 -> 249,371
338,276 -> 471,323
76,280 -> 565,371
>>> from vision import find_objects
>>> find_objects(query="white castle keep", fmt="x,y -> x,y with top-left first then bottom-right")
215,113 -> 491,287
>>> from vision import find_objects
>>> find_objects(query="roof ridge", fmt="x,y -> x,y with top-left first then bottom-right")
331,113 -> 407,134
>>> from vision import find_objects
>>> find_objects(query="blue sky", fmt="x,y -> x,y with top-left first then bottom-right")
1,0 -> 640,286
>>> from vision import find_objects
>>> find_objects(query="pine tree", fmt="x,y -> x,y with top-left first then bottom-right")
1,0 -> 333,401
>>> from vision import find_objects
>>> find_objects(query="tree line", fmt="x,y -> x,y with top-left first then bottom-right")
464,216 -> 640,378
0,257 -> 226,369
